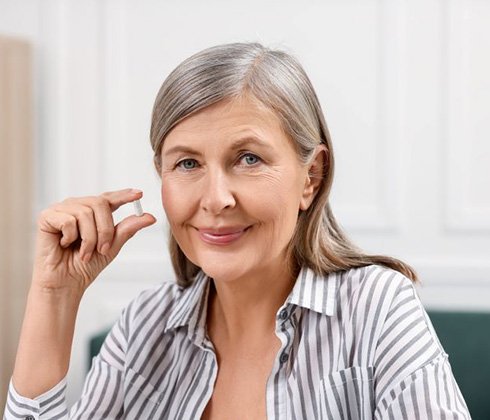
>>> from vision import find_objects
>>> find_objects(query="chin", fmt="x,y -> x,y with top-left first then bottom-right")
198,259 -> 250,282
199,265 -> 238,281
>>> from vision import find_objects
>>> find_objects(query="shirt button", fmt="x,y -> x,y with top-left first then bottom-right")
279,309 -> 288,320
280,352 -> 289,363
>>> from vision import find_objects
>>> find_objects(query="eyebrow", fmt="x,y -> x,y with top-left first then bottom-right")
162,136 -> 272,157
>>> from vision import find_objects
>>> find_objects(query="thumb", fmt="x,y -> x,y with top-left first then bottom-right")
109,213 -> 157,256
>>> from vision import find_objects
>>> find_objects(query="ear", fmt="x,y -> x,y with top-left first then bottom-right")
299,144 -> 328,211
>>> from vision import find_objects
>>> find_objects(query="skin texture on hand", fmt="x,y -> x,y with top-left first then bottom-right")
12,188 -> 156,398
32,188 -> 156,294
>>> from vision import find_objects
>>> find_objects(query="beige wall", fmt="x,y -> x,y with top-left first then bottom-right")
0,35 -> 32,412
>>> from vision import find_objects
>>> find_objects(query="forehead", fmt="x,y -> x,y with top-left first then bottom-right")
162,96 -> 290,150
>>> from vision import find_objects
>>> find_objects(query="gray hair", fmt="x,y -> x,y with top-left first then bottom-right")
150,42 -> 417,287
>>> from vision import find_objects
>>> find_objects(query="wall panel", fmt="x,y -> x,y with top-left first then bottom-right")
444,0 -> 490,231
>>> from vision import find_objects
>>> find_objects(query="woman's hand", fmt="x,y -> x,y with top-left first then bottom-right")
12,188 -> 156,398
32,188 -> 156,295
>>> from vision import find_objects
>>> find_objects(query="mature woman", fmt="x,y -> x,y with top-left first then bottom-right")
5,42 -> 470,419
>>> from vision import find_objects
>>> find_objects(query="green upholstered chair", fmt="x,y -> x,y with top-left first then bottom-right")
88,310 -> 490,419
88,328 -> 110,368
426,310 -> 490,420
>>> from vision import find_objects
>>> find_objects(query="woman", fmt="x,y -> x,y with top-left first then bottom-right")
5,42 -> 470,419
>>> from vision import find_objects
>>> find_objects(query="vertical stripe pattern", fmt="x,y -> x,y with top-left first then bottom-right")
4,265 -> 471,419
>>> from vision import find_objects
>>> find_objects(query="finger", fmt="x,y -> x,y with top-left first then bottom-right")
57,188 -> 143,258
53,204 -> 98,262
90,196 -> 115,254
100,188 -> 144,212
107,213 -> 157,257
75,205 -> 98,261
62,190 -> 141,254
63,188 -> 143,213
38,210 -> 78,247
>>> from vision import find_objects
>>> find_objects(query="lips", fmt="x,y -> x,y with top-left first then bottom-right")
197,226 -> 251,245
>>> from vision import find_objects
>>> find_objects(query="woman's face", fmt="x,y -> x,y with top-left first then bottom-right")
160,96 -> 316,283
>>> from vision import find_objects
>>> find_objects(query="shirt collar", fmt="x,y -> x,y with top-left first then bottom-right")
164,270 -> 210,336
285,265 -> 338,316
164,265 -> 339,336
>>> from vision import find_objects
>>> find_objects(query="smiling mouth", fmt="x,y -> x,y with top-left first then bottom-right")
197,226 -> 252,245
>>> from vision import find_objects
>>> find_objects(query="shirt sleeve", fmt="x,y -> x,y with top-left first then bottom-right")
375,352 -> 471,419
3,300 -> 130,420
373,275 -> 471,419
5,376 -> 68,419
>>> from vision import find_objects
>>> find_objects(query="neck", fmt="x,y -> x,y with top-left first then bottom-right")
206,260 -> 299,345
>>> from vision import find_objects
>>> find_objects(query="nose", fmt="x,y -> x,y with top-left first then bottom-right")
200,169 -> 236,214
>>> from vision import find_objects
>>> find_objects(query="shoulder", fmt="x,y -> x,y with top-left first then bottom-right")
339,264 -> 446,354
334,264 -> 425,338
337,264 -> 415,309
333,264 -> 446,358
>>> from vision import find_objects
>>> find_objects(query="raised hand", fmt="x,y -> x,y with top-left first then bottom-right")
32,188 -> 156,294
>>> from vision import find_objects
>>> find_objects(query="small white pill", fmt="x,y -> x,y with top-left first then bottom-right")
133,199 -> 144,216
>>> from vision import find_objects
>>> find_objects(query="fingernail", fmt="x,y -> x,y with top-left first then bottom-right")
130,189 -> 143,194
100,243 -> 110,255
84,251 -> 92,263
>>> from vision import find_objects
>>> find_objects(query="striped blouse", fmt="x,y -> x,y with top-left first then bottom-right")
5,264 -> 471,419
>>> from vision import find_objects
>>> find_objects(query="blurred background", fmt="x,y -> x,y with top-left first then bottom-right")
1,0 -> 489,415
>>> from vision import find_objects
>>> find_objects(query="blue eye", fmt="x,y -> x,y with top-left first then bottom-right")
176,159 -> 198,170
240,153 -> 261,166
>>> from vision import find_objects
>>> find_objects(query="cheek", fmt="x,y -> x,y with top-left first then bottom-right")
160,178 -> 173,209
249,175 -> 301,226
161,177 -> 195,224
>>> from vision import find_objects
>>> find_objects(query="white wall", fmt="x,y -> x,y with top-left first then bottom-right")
1,0 -> 489,405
